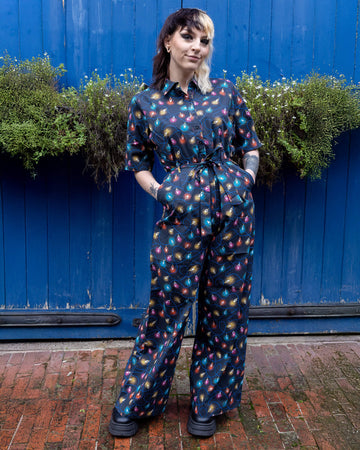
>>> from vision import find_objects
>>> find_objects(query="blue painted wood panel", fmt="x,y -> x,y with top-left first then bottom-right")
0,0 -> 359,339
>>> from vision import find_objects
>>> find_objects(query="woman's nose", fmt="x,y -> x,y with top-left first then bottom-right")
191,39 -> 201,52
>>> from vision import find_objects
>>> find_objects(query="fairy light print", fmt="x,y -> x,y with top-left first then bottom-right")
115,77 -> 261,420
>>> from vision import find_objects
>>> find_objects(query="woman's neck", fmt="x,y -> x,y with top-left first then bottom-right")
168,67 -> 194,93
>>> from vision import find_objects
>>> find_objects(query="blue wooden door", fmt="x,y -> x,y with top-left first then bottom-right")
0,0 -> 359,339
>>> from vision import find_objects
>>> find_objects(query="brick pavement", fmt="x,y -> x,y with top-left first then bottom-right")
0,336 -> 359,449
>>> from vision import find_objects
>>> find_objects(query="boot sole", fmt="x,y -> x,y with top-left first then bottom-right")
109,417 -> 138,437
187,414 -> 216,437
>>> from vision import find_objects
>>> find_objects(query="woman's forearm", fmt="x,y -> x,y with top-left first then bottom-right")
134,170 -> 160,200
243,150 -> 259,182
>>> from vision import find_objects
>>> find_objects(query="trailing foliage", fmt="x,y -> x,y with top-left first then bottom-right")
1,54 -> 360,187
236,71 -> 360,185
0,54 -> 85,172
63,70 -> 143,185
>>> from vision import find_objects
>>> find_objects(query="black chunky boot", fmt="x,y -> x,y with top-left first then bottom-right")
109,408 -> 138,437
187,411 -> 216,437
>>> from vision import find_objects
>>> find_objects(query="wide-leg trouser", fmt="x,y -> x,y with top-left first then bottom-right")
114,195 -> 254,420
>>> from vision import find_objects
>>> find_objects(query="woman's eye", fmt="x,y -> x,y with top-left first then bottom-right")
201,39 -> 209,45
181,33 -> 192,40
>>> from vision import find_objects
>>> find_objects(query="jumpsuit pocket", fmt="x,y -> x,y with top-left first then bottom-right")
226,160 -> 254,189
157,174 -> 173,207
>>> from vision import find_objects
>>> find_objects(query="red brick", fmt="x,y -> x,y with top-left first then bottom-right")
18,352 -> 38,376
61,425 -> 82,449
82,406 -> 101,440
277,391 -> 302,417
0,429 -> 15,448
68,397 -> 87,426
113,438 -> 131,449
76,351 -> 91,373
249,390 -> 271,418
27,427 -> 48,450
268,403 -> 294,433
103,354 -> 118,378
47,427 -> 66,443
305,390 -> 331,417
47,351 -> 64,373
3,404 -> 24,429
34,399 -> 57,428
101,377 -> 117,405
290,416 -> 318,447
149,414 -> 164,438
215,431 -> 234,448
71,370 -> 89,397
277,376 -> 295,391
51,400 -> 71,429
78,439 -> 98,449
44,372 -> 59,392
199,436 -> 217,449
8,352 -> 24,365
13,414 -> 35,444
148,436 -> 165,449
12,375 -> 31,399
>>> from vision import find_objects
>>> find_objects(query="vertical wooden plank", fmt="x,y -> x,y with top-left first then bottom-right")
355,1 -> 360,82
313,0 -> 337,75
133,187 -> 156,308
88,0 -> 112,77
247,0 -> 272,78
259,181 -> 285,305
182,0 -> 207,10
25,172 -> 49,308
281,174 -> 306,304
47,159 -> 71,308
291,0 -> 315,77
301,177 -> 327,303
111,0 -> 135,75
134,0 -> 158,82
333,0 -> 358,79
65,0 -> 89,86
251,186 -> 265,306
2,163 -> 27,308
113,172 -> 135,308
134,0 -> 180,82
91,184 -> 113,309
18,0 -> 43,59
205,0 -> 228,77
269,0 -> 294,80
321,133 -> 350,303
42,0 -> 66,72
340,129 -> 360,302
227,0 -> 251,78
69,158 -> 92,307
0,177 -> 6,308
0,0 -> 20,57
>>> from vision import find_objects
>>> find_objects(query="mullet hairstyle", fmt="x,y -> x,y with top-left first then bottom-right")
151,8 -> 214,94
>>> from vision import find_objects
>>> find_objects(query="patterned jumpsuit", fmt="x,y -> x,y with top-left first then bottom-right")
115,78 -> 262,419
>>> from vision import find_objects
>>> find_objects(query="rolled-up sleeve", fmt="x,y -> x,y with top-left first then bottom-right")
229,82 -> 262,156
125,95 -> 154,172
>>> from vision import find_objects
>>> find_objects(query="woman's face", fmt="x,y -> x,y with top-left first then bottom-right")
165,26 -> 210,80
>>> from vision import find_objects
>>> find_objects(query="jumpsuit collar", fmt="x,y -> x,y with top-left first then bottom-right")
162,78 -> 200,97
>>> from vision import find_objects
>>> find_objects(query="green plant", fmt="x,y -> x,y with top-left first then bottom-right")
235,71 -> 360,185
0,54 -> 85,172
65,69 -> 143,186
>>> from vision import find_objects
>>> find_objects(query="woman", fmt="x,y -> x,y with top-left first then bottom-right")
109,8 -> 261,438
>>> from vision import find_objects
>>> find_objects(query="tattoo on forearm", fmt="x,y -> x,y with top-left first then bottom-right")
150,182 -> 158,199
243,154 -> 259,178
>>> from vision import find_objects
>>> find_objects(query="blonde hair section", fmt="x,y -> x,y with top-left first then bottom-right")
194,10 -> 214,94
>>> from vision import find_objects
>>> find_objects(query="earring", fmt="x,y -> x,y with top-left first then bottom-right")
166,46 -> 171,53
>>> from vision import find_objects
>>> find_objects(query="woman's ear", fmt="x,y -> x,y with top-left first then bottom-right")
164,36 -> 171,53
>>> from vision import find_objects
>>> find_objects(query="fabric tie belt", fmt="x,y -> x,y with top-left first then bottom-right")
178,153 -> 224,234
